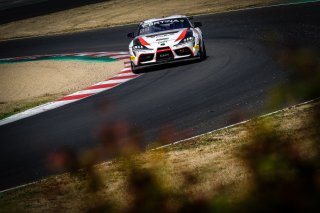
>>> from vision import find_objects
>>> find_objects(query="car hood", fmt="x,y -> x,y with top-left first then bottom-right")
136,28 -> 189,47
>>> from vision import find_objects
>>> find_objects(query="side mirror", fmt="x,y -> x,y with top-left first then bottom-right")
194,22 -> 202,28
188,16 -> 194,20
127,32 -> 135,38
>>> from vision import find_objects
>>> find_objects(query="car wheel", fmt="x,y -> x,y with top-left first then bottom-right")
131,62 -> 140,74
200,41 -> 207,61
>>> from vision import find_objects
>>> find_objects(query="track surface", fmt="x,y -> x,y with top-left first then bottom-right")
0,2 -> 319,191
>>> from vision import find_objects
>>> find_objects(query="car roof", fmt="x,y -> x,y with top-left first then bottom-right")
141,15 -> 188,25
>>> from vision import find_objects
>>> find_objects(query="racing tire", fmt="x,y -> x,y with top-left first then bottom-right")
200,41 -> 207,61
131,62 -> 140,74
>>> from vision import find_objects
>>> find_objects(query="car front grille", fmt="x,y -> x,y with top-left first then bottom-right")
156,47 -> 174,62
174,47 -> 192,56
139,53 -> 154,63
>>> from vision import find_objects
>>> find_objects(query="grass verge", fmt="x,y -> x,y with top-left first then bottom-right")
0,59 -> 123,120
0,94 -> 62,120
0,98 -> 317,212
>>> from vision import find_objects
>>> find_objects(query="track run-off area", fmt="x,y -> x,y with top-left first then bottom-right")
0,52 -> 137,126
0,1 -> 319,191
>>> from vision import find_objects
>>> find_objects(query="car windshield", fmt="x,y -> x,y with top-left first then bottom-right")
138,18 -> 191,35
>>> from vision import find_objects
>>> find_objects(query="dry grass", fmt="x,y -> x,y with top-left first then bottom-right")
0,60 -> 123,119
0,0 -> 282,41
1,98 -> 317,212
0,93 -> 62,120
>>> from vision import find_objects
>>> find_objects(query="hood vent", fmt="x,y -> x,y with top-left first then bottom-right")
145,30 -> 179,38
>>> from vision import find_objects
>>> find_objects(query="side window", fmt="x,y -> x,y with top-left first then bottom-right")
138,24 -> 146,36
137,25 -> 142,36
185,19 -> 192,28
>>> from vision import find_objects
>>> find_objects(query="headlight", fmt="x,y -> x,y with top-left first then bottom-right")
181,36 -> 195,43
174,30 -> 195,47
132,38 -> 152,51
174,36 -> 195,47
133,45 -> 149,50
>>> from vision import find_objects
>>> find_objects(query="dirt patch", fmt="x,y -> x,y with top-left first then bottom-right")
0,0 -> 282,41
0,60 -> 123,116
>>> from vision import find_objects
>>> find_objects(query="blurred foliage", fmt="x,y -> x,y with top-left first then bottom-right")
238,115 -> 320,212
268,45 -> 320,109
238,44 -> 320,212
76,44 -> 319,212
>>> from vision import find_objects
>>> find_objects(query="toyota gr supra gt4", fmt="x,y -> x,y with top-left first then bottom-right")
127,15 -> 206,73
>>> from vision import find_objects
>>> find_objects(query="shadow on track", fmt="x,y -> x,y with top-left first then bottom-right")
137,56 -> 209,74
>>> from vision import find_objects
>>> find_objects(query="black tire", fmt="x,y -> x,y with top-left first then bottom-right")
131,62 -> 140,74
200,41 -> 207,61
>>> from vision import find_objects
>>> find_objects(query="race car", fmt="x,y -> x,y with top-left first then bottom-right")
127,15 -> 206,73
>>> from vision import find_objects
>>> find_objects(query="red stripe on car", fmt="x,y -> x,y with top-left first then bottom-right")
175,29 -> 188,42
139,37 -> 150,46
157,48 -> 171,53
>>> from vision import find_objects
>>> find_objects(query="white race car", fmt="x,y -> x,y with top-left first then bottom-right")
127,15 -> 206,73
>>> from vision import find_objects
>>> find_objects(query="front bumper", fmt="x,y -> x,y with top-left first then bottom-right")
130,42 -> 200,67
132,56 -> 201,70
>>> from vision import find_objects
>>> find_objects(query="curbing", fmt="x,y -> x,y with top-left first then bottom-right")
0,52 -> 139,126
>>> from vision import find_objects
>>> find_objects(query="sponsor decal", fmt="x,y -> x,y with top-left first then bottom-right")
160,53 -> 170,58
130,55 -> 136,61
156,38 -> 168,41
142,18 -> 185,27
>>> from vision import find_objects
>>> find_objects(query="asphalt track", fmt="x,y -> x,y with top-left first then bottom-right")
0,2 -> 319,191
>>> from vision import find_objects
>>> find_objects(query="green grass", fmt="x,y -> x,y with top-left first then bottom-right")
0,56 -> 117,64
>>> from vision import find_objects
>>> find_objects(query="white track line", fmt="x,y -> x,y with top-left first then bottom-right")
153,98 -> 320,150
0,100 -> 76,126
192,0 -> 320,18
1,98 -> 318,194
0,0 -> 317,43
66,88 -> 110,96
117,73 -> 137,77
